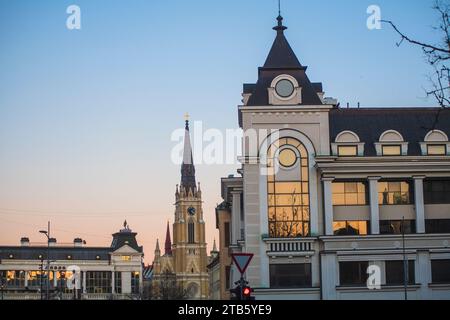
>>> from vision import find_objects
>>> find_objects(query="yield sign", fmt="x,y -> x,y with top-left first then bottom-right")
231,253 -> 254,274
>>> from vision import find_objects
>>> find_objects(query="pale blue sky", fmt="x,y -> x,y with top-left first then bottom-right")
0,0 -> 442,262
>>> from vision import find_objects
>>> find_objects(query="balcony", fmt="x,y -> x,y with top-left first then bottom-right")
263,237 -> 317,257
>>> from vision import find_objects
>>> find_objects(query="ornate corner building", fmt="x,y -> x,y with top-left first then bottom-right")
152,119 -> 209,299
215,14 -> 450,300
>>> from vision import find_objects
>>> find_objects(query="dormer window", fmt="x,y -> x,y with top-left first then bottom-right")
268,74 -> 301,105
375,130 -> 407,156
420,130 -> 449,156
332,131 -> 364,156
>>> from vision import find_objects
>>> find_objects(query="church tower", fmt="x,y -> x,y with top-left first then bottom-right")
151,118 -> 209,299
172,117 -> 209,299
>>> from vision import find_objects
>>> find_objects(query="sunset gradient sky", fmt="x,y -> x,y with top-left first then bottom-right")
0,0 -> 442,263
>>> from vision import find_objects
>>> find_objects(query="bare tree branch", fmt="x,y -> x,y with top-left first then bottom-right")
382,0 -> 450,109
381,19 -> 450,54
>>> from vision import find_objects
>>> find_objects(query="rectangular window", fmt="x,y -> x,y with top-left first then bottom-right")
121,255 -> 131,261
339,261 -> 369,286
380,220 -> 416,234
131,272 -> 140,294
56,271 -> 75,293
431,260 -> 450,284
269,264 -> 312,288
378,181 -> 412,205
2,270 -> 26,288
332,182 -> 367,205
425,219 -> 450,234
268,181 -> 310,238
385,260 -> 415,285
27,271 -> 45,288
86,271 -> 112,294
333,221 -> 368,235
338,145 -> 358,156
115,272 -> 122,294
382,145 -> 402,156
424,179 -> 450,204
427,144 -> 446,155
224,222 -> 230,247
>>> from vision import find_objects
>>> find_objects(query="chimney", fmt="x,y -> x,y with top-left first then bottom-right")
74,238 -> 83,248
346,102 -> 349,108
48,238 -> 57,247
20,237 -> 30,247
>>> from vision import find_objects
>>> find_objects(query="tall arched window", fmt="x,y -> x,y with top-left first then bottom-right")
188,220 -> 195,244
267,137 -> 310,238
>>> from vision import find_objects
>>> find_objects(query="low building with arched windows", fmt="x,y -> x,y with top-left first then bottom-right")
0,222 -> 144,300
216,14 -> 450,300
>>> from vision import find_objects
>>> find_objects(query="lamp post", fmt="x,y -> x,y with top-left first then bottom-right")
39,221 -> 51,300
40,258 -> 44,300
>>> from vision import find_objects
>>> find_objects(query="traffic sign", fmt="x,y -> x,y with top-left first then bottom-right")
231,253 -> 254,274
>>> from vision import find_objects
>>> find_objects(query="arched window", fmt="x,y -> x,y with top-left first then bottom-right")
267,137 -> 310,238
423,130 -> 449,155
333,130 -> 362,156
188,220 -> 195,244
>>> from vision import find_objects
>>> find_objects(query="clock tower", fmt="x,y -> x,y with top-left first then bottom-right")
172,117 -> 209,299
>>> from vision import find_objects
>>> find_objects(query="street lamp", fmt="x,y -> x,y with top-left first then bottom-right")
39,221 -> 51,300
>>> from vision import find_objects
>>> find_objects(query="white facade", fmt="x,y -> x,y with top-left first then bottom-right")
0,226 -> 144,300
220,14 -> 450,300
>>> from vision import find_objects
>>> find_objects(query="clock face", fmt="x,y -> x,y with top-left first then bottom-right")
187,207 -> 196,216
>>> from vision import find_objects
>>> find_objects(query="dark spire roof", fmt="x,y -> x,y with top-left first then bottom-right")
263,15 -> 302,69
110,223 -> 143,252
164,221 -> 172,255
245,15 -> 323,107
181,117 -> 196,192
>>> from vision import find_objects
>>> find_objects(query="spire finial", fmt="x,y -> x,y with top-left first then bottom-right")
273,1 -> 287,34
184,112 -> 190,130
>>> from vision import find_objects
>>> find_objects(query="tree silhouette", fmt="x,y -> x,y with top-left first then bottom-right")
382,0 -> 449,111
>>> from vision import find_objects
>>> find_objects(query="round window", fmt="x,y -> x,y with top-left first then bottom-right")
278,148 -> 297,167
275,79 -> 295,98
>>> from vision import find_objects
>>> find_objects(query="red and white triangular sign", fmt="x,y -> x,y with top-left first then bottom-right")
231,253 -> 254,274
